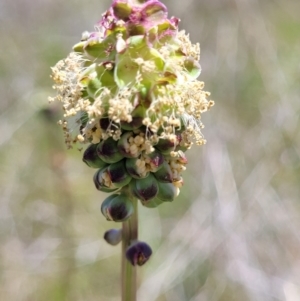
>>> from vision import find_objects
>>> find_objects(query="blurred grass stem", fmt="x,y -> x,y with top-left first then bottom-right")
121,198 -> 138,301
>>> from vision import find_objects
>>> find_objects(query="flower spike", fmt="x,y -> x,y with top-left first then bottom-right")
49,0 -> 214,299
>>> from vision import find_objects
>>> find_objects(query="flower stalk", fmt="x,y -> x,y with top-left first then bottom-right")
122,197 -> 138,301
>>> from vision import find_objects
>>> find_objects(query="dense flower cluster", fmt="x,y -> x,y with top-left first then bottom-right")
49,0 -> 213,216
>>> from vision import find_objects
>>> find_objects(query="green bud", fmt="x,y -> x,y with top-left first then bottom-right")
83,144 -> 108,169
97,137 -> 124,163
153,161 -> 173,183
104,228 -> 122,246
156,182 -> 177,202
101,194 -> 119,217
93,167 -> 119,192
101,194 -> 134,222
107,160 -> 132,188
130,174 -> 158,202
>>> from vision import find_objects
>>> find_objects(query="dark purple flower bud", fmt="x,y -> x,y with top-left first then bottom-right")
101,194 -> 134,222
104,228 -> 122,246
140,196 -> 163,208
99,117 -> 114,130
107,160 -> 132,187
83,143 -> 108,169
97,137 -> 124,163
126,241 -> 152,266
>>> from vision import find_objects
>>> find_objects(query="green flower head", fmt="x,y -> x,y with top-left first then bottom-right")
49,0 -> 214,206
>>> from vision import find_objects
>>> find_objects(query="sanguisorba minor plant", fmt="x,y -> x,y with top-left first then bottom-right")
49,0 -> 214,300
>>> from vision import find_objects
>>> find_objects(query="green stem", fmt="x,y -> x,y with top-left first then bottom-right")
122,198 -> 138,301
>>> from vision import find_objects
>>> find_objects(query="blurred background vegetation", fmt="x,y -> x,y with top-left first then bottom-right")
1,0 -> 300,300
